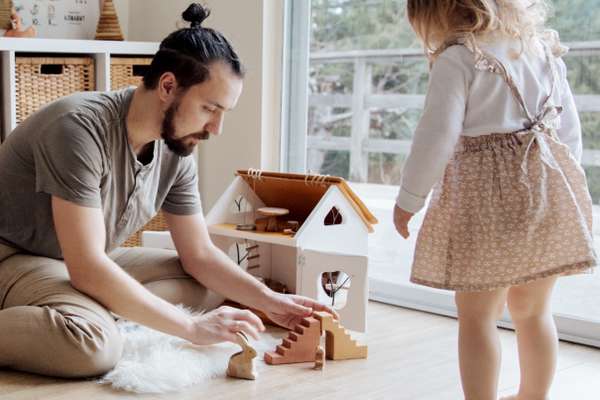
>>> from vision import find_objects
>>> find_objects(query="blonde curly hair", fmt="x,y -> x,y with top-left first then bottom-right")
407,0 -> 554,56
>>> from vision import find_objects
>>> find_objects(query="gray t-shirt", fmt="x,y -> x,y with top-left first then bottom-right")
0,88 -> 202,259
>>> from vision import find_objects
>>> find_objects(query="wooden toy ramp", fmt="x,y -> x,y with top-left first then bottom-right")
314,311 -> 368,360
264,316 -> 321,365
236,170 -> 378,233
265,312 -> 367,365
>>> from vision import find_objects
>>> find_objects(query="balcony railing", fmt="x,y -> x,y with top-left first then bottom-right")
308,41 -> 600,182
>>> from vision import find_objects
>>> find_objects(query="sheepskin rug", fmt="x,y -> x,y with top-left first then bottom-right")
99,310 -> 282,394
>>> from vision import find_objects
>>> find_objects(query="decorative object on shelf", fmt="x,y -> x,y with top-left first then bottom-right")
226,332 -> 258,380
2,4 -> 35,37
4,0 -> 100,39
0,0 -> 14,29
95,0 -> 123,41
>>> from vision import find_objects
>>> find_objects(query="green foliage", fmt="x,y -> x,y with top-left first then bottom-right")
310,0 -> 415,52
308,0 -> 600,194
547,0 -> 600,42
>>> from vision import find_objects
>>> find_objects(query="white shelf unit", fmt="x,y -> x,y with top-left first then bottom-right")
0,37 -> 159,139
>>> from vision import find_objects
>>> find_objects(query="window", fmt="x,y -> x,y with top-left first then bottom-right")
284,0 -> 600,346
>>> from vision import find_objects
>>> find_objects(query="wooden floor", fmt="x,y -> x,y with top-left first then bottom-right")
1,301 -> 600,400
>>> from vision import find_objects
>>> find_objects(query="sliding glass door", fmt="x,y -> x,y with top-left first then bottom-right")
283,0 -> 600,346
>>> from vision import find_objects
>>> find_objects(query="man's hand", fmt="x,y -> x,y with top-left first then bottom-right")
187,305 -> 265,345
261,292 -> 339,330
393,204 -> 414,239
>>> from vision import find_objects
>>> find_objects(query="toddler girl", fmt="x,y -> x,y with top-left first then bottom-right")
394,1 -> 597,399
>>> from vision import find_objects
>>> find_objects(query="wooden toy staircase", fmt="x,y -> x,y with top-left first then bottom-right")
264,316 -> 321,365
265,312 -> 367,365
314,311 -> 367,360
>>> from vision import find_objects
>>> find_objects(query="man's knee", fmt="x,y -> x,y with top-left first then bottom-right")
57,316 -> 123,378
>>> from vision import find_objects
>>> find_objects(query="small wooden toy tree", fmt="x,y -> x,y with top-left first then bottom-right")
95,0 -> 123,41
0,0 -> 12,30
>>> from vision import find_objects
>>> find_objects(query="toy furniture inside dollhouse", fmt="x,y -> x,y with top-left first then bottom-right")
203,170 -> 378,332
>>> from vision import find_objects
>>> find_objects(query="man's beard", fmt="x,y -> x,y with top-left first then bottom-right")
161,99 -> 210,157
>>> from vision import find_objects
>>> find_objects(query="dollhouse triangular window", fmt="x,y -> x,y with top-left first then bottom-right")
323,206 -> 343,226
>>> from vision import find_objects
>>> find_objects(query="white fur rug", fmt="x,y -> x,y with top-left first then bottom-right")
99,310 -> 282,394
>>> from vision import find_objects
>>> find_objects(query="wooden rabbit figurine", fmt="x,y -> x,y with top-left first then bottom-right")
227,331 -> 258,380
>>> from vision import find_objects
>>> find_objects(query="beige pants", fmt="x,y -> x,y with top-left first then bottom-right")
0,243 -> 224,378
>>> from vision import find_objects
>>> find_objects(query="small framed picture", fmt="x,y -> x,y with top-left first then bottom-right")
7,0 -> 101,39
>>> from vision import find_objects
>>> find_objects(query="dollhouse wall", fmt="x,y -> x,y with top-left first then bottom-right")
295,186 -> 369,256
210,234 -> 273,279
205,176 -> 265,226
270,244 -> 299,293
210,235 -> 301,295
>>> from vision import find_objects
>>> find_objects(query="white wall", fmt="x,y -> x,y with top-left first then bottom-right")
127,0 -> 284,210
112,0 -> 129,39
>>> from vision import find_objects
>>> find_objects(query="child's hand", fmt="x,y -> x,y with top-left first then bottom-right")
393,205 -> 414,239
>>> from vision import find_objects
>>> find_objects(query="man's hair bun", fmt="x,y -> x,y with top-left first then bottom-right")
182,3 -> 210,28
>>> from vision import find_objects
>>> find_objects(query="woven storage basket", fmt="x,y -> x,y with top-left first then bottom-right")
110,57 -> 152,90
122,210 -> 169,247
15,56 -> 95,124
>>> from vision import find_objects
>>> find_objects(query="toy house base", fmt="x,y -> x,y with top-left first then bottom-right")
144,171 -> 377,333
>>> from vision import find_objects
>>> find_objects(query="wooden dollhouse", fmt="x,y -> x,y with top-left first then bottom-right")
143,170 -> 378,332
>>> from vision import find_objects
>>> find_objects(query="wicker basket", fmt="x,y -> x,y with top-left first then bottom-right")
110,57 -> 152,90
122,210 -> 169,247
15,56 -> 95,124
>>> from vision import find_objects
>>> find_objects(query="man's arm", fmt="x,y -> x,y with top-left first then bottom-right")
165,210 -> 339,329
52,196 -> 263,344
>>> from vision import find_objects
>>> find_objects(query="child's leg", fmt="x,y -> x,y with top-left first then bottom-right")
503,276 -> 558,400
455,288 -> 509,400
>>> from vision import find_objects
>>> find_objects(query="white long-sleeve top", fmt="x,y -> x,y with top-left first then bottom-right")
396,37 -> 582,214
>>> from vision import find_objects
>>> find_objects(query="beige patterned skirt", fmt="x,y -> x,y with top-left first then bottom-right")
411,130 -> 597,292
